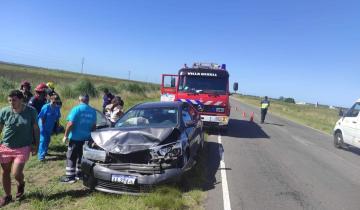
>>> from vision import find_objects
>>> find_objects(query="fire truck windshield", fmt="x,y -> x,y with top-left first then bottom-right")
178,76 -> 228,94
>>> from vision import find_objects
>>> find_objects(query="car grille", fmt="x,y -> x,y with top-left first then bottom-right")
108,150 -> 151,164
96,179 -> 153,193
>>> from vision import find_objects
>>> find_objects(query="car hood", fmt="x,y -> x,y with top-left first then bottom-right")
91,127 -> 176,154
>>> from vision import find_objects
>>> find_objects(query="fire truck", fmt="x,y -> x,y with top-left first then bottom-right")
161,63 -> 237,130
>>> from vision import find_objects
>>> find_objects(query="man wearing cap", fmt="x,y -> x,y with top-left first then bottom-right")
28,83 -> 48,114
46,82 -> 62,107
37,94 -> 61,161
260,96 -> 270,124
19,81 -> 33,104
60,94 -> 96,183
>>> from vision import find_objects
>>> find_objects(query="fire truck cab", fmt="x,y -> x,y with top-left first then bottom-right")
161,63 -> 232,130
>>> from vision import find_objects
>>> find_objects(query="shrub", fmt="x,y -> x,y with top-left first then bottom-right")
74,79 -> 98,97
0,77 -> 16,90
126,83 -> 145,94
284,97 -> 295,103
97,84 -> 117,94
59,85 -> 77,99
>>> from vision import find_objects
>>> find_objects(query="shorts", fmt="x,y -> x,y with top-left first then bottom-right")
0,144 -> 31,164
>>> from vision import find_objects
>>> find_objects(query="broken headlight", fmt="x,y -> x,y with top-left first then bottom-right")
83,142 -> 106,162
150,141 -> 182,159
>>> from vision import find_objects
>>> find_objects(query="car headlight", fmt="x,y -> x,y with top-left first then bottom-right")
83,143 -> 106,162
150,141 -> 183,158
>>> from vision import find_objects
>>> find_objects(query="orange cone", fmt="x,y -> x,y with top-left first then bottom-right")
250,112 -> 254,122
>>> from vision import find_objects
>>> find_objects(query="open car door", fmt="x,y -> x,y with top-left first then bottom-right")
160,74 -> 178,102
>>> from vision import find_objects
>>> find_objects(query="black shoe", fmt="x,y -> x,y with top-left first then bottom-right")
0,195 -> 12,207
16,182 -> 25,200
60,176 -> 76,184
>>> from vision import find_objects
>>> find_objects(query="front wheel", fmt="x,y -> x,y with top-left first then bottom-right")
334,132 -> 344,149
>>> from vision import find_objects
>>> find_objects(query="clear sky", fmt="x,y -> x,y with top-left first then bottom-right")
0,0 -> 359,107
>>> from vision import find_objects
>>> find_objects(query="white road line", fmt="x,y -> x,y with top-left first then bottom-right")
218,135 -> 232,210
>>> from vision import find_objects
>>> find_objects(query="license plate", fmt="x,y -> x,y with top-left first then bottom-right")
111,174 -> 136,185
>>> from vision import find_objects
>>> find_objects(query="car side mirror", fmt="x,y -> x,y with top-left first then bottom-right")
233,82 -> 238,92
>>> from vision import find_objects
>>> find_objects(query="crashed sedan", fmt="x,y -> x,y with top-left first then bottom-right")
82,101 -> 204,194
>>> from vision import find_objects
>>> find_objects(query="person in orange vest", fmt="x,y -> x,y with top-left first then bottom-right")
260,96 -> 270,124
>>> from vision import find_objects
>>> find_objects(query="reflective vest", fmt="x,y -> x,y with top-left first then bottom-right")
261,100 -> 270,109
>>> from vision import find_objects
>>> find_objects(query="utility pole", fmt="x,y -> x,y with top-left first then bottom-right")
128,70 -> 131,80
81,57 -> 85,74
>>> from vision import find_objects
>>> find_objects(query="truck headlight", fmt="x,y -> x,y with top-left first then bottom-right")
83,143 -> 106,162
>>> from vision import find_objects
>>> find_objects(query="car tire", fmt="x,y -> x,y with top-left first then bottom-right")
334,132 -> 344,149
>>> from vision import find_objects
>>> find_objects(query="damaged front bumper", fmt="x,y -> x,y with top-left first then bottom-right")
81,158 -> 183,195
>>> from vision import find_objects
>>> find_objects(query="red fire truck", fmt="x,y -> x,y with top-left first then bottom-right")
161,63 -> 237,130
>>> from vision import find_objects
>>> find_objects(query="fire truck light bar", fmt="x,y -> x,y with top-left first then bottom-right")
187,62 -> 226,70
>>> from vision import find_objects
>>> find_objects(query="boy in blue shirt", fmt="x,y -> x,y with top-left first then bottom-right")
38,94 -> 61,161
60,94 -> 96,183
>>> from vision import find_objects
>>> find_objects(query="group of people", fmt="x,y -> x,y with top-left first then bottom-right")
0,83 -> 124,207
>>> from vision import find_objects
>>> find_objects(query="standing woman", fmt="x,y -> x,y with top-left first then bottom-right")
105,96 -> 124,126
0,90 -> 39,206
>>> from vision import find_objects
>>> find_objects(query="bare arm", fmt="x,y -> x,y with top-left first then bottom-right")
64,121 -> 73,139
32,123 -> 40,155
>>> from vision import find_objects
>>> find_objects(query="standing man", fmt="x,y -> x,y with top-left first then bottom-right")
102,88 -> 114,114
37,94 -> 61,161
28,83 -> 48,114
19,80 -> 33,104
0,90 -> 39,206
60,94 -> 96,183
260,96 -> 270,124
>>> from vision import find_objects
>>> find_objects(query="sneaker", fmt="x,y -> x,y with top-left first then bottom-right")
16,182 -> 25,200
60,176 -> 76,184
75,176 -> 83,181
0,195 -> 12,207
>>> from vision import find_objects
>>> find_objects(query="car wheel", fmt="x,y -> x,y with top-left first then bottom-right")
334,132 -> 344,149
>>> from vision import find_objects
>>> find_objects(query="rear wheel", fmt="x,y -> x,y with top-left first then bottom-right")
334,132 -> 344,149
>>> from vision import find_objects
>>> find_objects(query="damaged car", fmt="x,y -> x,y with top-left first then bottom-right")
82,101 -> 204,194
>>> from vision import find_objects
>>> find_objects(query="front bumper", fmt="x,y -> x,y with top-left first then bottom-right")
201,115 -> 229,126
81,158 -> 182,194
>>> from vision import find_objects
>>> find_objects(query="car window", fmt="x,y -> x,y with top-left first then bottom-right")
182,111 -> 192,123
96,110 -> 110,127
345,102 -> 360,117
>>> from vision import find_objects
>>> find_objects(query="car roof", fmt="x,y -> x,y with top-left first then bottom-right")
134,101 -> 184,109
357,98 -> 360,103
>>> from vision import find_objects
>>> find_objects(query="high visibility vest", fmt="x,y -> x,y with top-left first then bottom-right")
261,103 -> 269,109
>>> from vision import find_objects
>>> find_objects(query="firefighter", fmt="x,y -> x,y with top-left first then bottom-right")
28,83 -> 48,114
19,81 -> 33,104
260,96 -> 270,124
102,88 -> 114,114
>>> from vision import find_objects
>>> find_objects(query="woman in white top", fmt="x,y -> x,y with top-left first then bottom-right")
105,96 -> 124,125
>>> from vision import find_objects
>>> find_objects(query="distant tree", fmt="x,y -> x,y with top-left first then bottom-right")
279,96 -> 284,101
284,97 -> 295,103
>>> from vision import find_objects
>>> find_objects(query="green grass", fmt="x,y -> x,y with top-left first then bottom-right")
234,94 -> 339,134
0,62 -> 207,210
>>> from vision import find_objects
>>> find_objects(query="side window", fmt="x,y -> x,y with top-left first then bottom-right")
345,103 -> 360,117
182,111 -> 192,123
182,104 -> 193,123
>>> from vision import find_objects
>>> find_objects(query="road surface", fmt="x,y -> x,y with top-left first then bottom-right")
204,97 -> 360,210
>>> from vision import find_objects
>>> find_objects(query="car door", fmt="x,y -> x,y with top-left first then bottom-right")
182,104 -> 197,155
342,102 -> 360,145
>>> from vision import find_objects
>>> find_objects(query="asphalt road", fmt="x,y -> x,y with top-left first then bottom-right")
205,97 -> 360,210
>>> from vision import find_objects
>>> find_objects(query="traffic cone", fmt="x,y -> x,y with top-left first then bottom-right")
242,111 -> 246,119
250,112 -> 254,122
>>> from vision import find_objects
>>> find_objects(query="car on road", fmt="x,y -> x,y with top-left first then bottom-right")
82,101 -> 204,194
334,98 -> 360,149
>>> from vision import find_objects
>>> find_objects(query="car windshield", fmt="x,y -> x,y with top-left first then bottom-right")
115,107 -> 178,128
178,75 -> 228,94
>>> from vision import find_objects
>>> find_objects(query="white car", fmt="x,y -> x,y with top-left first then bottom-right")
334,99 -> 360,149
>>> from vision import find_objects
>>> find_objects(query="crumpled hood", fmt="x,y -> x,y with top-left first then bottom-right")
91,127 -> 175,154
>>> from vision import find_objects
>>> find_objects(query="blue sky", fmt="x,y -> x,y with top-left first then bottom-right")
0,0 -> 359,107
